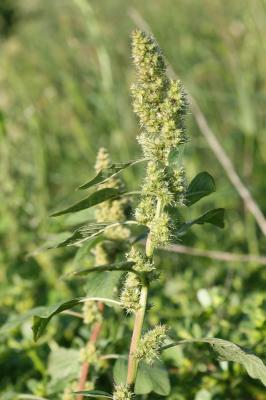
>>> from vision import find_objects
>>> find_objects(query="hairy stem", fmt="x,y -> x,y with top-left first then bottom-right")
126,199 -> 163,388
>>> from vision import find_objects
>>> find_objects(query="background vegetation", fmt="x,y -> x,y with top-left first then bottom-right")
1,0 -> 266,399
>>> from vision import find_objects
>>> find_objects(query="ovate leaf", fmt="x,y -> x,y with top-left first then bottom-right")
51,188 -> 120,217
177,208 -> 225,236
85,271 -> 124,300
162,337 -> 266,387
48,347 -> 80,390
113,358 -> 128,385
73,237 -> 103,265
32,298 -> 82,341
193,208 -> 225,228
74,390 -> 113,398
186,172 -> 215,206
32,296 -> 120,341
113,358 -> 170,396
135,361 -> 170,396
78,160 -> 142,190
134,362 -> 153,394
205,338 -> 266,387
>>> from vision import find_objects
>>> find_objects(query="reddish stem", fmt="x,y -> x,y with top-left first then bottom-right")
77,302 -> 104,400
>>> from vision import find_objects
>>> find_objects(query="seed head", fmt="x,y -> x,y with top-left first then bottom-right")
131,30 -> 187,163
149,211 -> 171,247
131,30 -> 188,246
93,242 -> 112,265
94,148 -> 130,242
63,383 -> 77,400
169,166 -> 187,206
120,272 -> 141,313
113,384 -> 134,400
126,246 -> 155,273
95,147 -> 111,172
142,162 -> 172,205
82,301 -> 102,325
135,195 -> 155,225
80,342 -> 98,364
134,325 -> 168,364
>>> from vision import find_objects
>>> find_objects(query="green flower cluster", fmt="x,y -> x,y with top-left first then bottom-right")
93,147 -> 130,264
132,30 -> 188,247
126,246 -> 155,273
63,382 -> 94,400
113,384 -> 134,400
62,383 -> 77,400
120,246 -> 157,313
131,30 -> 187,161
80,342 -> 98,364
134,325 -> 167,364
120,272 -> 141,314
82,301 -> 102,325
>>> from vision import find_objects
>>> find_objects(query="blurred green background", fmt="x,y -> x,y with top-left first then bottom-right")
1,0 -> 266,399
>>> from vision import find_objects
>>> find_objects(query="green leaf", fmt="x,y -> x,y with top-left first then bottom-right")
69,261 -> 135,278
73,237 -> 103,265
85,270 -> 124,300
135,362 -> 153,394
32,298 -> 83,341
55,220 -> 136,248
113,359 -> 170,396
48,347 -> 80,391
193,208 -> 225,228
135,361 -> 171,396
162,337 -> 266,387
74,390 -> 113,398
186,172 -> 216,206
0,307 -> 46,336
177,208 -> 225,236
78,160 -> 142,190
205,338 -> 266,387
113,358 -> 128,385
168,146 -> 185,169
55,223 -> 110,247
31,232 -> 74,254
32,296 -> 120,341
50,188 -> 121,217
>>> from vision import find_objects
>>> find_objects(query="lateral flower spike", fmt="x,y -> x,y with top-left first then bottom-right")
120,272 -> 141,314
134,325 -> 168,364
93,147 -> 130,264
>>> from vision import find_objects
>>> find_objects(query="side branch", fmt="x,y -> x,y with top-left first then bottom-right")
126,285 -> 148,387
163,244 -> 266,265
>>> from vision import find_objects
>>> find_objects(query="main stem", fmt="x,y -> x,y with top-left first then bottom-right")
126,199 -> 163,388
126,284 -> 148,387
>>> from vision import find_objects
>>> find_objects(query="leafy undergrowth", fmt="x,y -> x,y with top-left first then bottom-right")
1,1 -> 266,399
